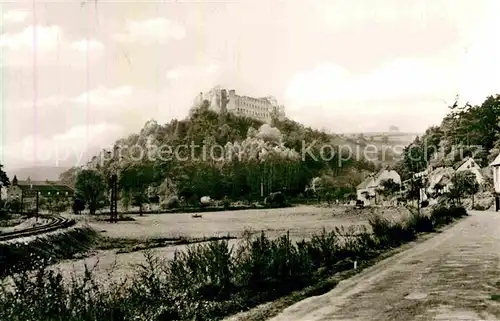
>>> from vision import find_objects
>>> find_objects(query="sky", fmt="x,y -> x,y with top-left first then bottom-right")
0,0 -> 499,171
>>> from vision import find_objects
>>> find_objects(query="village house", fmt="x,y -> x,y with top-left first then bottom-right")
357,167 -> 401,205
7,176 -> 74,212
453,157 -> 484,184
490,153 -> 500,211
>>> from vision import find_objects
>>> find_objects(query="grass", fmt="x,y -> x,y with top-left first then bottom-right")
491,294 -> 500,301
0,227 -> 99,278
95,235 -> 237,254
0,205 -> 468,321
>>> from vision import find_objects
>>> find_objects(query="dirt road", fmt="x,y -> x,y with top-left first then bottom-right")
269,210 -> 500,321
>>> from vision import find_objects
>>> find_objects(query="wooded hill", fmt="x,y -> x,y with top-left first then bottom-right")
395,94 -> 500,181
60,100 -> 396,207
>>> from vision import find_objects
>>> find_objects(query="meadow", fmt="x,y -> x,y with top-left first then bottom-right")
51,205 -> 409,285
0,204 -> 467,321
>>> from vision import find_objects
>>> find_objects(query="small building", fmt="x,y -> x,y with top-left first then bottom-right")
7,176 -> 75,212
489,154 -> 500,211
356,167 -> 401,204
453,157 -> 484,184
426,167 -> 455,196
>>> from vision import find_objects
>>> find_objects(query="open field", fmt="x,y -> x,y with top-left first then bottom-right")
70,205 -> 407,241
50,206 -> 411,285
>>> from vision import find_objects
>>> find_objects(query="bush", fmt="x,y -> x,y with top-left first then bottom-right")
406,211 -> 434,233
431,205 -> 467,227
368,215 -> 415,248
160,196 -> 179,210
0,227 -> 98,278
265,192 -> 286,207
473,204 -> 487,211
200,196 -> 212,207
0,205 -> 467,321
223,196 -> 231,209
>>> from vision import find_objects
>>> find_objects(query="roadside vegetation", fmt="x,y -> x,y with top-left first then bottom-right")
0,204 -> 467,321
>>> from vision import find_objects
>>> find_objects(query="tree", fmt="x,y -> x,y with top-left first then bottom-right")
405,176 -> 426,213
377,178 -> 401,201
448,171 -> 479,207
119,163 -> 155,216
0,164 -> 9,202
72,198 -> 85,214
75,169 -> 106,215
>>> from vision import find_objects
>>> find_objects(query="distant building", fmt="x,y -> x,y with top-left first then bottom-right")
7,176 -> 74,201
193,86 -> 285,123
357,167 -> 401,204
453,157 -> 484,185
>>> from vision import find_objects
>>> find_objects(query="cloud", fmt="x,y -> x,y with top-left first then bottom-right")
113,18 -> 186,44
2,9 -> 30,23
70,39 -> 105,52
70,85 -> 136,107
166,63 -> 220,80
317,0 -> 490,31
0,25 -> 104,67
0,25 -> 61,51
2,123 -> 124,168
285,59 -> 457,110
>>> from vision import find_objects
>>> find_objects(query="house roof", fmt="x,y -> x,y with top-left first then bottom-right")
453,157 -> 480,170
453,157 -> 469,170
357,176 -> 373,189
14,180 -> 74,193
437,175 -> 451,186
490,153 -> 500,167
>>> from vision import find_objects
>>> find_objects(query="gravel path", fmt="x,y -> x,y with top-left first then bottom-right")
269,210 -> 500,321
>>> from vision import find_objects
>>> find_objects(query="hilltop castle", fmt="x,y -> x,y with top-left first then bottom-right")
193,86 -> 285,123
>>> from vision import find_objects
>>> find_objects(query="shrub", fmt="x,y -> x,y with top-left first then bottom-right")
160,196 -> 179,210
0,206 -> 466,321
473,204 -> 487,211
265,192 -> 286,207
0,227 -> 98,278
368,215 -> 415,248
222,196 -> 231,209
406,211 -> 434,233
200,196 -> 212,207
431,205 -> 467,227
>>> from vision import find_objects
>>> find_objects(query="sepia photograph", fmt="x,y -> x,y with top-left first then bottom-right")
0,0 -> 500,320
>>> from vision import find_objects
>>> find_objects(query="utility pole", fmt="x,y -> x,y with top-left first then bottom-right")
20,190 -> 23,215
35,191 -> 39,222
109,174 -> 118,223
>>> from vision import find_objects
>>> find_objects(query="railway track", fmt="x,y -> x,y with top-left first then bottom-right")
0,215 -> 76,242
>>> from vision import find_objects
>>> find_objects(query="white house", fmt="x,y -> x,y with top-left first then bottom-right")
489,154 -> 500,211
490,153 -> 500,194
357,167 -> 401,204
454,157 -> 484,185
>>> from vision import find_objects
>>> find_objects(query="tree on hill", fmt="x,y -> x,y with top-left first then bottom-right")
0,164 -> 9,203
60,103 -> 386,207
75,169 -> 106,215
119,163 -> 156,216
448,171 -> 479,207
59,167 -> 79,188
396,94 -> 500,178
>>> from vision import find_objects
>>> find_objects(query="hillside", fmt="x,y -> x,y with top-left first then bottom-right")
60,100 -> 386,204
395,94 -> 500,181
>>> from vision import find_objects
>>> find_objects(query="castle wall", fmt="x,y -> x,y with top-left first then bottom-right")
197,87 -> 285,123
